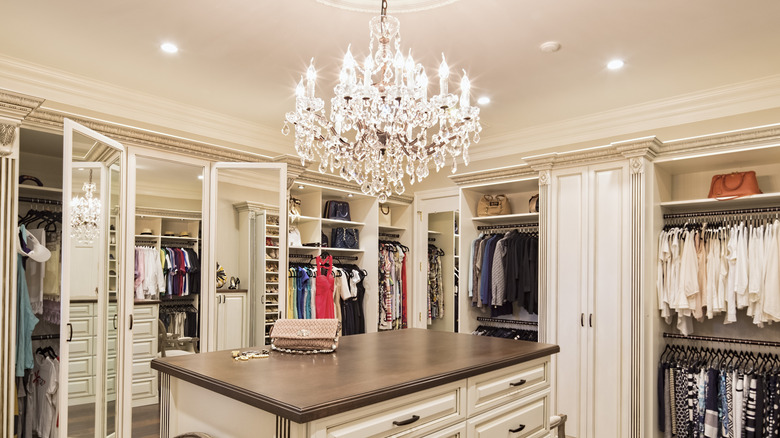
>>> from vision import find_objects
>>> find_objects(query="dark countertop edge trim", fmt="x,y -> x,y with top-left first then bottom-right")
215,289 -> 248,293
151,344 -> 559,423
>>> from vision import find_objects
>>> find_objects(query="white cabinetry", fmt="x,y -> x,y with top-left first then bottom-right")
215,291 -> 247,350
68,301 -> 96,405
549,161 -> 630,438
131,302 -> 159,407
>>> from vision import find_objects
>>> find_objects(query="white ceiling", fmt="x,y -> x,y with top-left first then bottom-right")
4,0 -> 780,163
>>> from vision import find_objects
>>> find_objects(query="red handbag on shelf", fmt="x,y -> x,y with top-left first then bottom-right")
707,171 -> 762,200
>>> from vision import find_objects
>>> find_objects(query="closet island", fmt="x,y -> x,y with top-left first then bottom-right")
151,329 -> 559,437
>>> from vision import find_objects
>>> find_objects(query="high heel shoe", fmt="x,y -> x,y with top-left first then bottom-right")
228,276 -> 237,289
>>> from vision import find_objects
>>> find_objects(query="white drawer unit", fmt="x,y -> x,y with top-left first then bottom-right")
424,422 -> 468,438
68,301 -> 97,406
467,357 -> 549,416
467,390 -> 550,438
132,302 -> 159,407
312,381 -> 466,438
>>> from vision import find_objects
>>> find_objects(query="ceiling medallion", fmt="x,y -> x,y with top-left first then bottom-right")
283,0 -> 481,201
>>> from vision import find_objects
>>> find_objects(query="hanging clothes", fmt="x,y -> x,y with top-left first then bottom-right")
657,220 -> 780,334
315,255 -> 335,319
379,241 -> 408,330
16,226 -> 39,377
469,229 -> 539,315
658,343 -> 780,438
428,244 -> 444,323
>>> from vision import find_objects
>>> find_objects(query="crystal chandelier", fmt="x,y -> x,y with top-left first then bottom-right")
283,0 -> 481,202
71,169 -> 102,245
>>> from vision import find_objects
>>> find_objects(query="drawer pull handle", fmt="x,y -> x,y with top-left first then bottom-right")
509,379 -> 527,387
509,424 -> 526,433
392,415 -> 420,426
66,323 -> 73,342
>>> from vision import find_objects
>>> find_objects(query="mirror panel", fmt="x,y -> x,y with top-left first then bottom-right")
213,165 -> 286,349
132,156 -> 204,435
63,120 -> 124,437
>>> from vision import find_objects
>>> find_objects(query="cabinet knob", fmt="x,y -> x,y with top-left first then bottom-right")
509,424 -> 526,433
509,379 -> 527,387
392,415 -> 420,426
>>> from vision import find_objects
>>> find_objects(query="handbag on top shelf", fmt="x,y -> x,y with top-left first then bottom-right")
323,200 -> 351,221
707,171 -> 762,200
476,194 -> 511,217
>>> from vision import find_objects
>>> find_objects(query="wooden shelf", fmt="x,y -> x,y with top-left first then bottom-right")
471,212 -> 539,224
660,192 -> 780,213
321,218 -> 366,227
379,225 -> 405,232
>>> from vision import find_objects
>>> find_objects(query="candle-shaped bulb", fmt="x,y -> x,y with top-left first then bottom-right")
306,59 -> 316,98
363,55 -> 374,87
295,76 -> 305,98
439,54 -> 449,95
343,45 -> 355,69
460,70 -> 470,107
419,70 -> 429,98
405,50 -> 415,88
394,50 -> 404,85
439,54 -> 450,79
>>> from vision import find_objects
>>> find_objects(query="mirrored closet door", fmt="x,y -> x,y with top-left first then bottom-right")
61,118 -> 126,437
126,149 -> 207,437
209,163 -> 287,349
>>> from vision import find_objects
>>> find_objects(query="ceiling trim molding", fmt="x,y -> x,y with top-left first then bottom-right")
19,104 -> 270,163
135,207 -> 202,220
0,89 -> 44,124
469,74 -> 780,162
658,122 -> 780,159
448,164 -> 536,187
0,54 -> 291,156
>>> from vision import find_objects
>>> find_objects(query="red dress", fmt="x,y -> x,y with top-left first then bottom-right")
315,255 -> 335,318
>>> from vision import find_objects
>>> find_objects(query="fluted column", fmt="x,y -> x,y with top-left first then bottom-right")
0,123 -> 19,438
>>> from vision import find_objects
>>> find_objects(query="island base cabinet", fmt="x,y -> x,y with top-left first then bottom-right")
466,390 -> 550,438
309,381 -> 466,438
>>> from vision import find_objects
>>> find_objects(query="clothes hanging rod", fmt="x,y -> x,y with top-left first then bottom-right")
19,196 -> 62,206
31,333 -> 60,340
379,232 -> 400,238
663,206 -> 780,220
477,222 -> 539,231
662,332 -> 780,348
476,316 -> 538,327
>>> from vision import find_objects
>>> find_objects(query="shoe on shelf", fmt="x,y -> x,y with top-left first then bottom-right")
228,276 -> 237,289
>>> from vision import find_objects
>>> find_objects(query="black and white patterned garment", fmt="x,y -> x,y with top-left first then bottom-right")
726,371 -> 734,438
675,366 -> 690,437
687,370 -> 698,437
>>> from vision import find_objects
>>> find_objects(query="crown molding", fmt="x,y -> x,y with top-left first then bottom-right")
469,74 -> 780,163
0,89 -> 43,124
20,105 -> 270,163
135,207 -> 202,220
0,54 -> 292,157
657,122 -> 780,159
448,164 -> 536,187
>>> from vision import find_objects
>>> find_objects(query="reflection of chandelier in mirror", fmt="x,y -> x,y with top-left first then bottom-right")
283,0 -> 481,202
71,169 -> 101,245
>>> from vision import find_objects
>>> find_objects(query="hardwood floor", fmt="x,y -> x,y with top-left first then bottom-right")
67,402 -> 159,437
132,403 -> 161,438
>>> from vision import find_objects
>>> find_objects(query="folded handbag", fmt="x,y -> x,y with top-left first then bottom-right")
379,204 -> 392,227
476,194 -> 511,217
708,171 -> 762,200
528,194 -> 539,213
269,319 -> 340,354
288,227 -> 302,247
332,227 -> 359,249
324,200 -> 351,221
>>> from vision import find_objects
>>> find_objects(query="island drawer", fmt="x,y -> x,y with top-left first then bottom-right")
467,389 -> 550,438
467,357 -> 549,416
311,380 -> 466,438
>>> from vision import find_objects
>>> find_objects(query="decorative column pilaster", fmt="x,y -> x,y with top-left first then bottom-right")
616,137 -> 660,438
536,168 -> 551,343
0,123 -> 19,438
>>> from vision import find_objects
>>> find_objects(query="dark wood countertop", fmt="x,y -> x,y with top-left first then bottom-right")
151,328 -> 559,423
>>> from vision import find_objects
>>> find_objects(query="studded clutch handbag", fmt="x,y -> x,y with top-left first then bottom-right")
269,319 -> 341,354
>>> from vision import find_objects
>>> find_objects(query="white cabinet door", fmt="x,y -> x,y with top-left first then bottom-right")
550,162 -> 629,438
216,292 -> 247,350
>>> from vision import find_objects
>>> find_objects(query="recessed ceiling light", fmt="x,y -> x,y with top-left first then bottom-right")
607,59 -> 624,70
197,175 -> 203,180
298,185 -> 305,189
160,42 -> 179,54
539,41 -> 562,53
477,96 -> 491,105
347,193 -> 354,198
